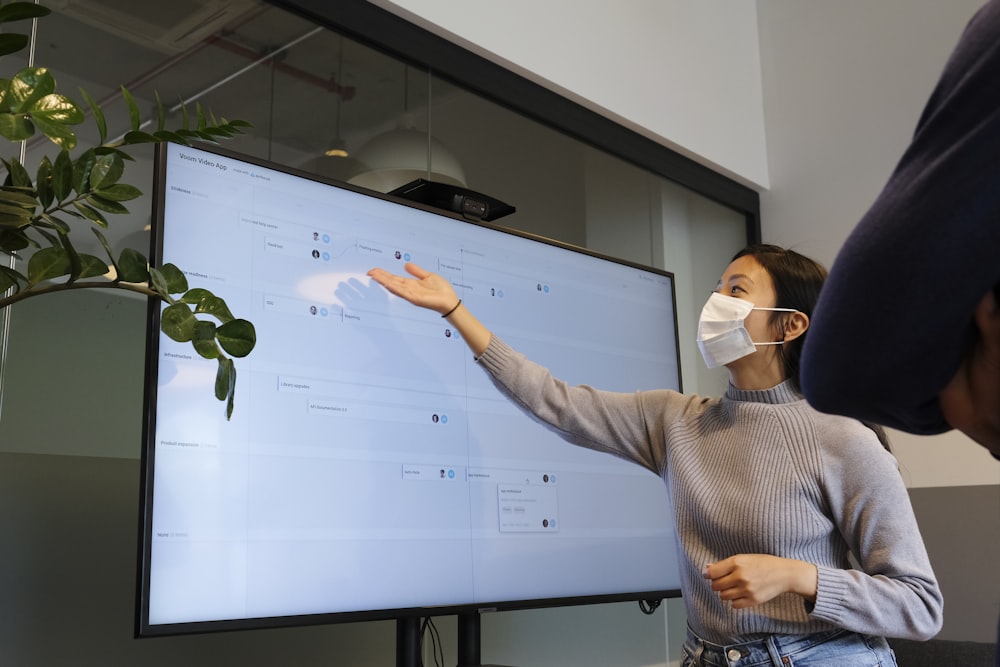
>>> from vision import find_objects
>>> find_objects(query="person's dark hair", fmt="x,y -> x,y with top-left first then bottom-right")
731,244 -> 892,452
732,244 -> 826,394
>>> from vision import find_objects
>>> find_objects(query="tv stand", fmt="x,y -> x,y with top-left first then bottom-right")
395,614 -> 514,667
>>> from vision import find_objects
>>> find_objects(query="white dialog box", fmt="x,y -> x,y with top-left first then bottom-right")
497,484 -> 559,533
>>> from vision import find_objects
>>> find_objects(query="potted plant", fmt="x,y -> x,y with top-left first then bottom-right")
0,1 -> 255,418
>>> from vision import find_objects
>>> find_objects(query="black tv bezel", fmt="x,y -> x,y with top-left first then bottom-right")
135,141 -> 683,638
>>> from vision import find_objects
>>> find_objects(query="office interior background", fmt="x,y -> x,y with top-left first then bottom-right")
0,0 -> 997,665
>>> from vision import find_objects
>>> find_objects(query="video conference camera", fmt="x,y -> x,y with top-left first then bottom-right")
389,179 -> 516,222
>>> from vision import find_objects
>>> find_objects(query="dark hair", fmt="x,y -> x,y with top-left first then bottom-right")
731,244 -> 827,394
730,244 -> 892,452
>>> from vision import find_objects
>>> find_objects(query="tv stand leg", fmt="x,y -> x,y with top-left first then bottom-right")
396,617 -> 421,667
457,612 -> 481,667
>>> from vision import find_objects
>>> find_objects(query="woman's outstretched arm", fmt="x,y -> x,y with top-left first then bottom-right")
367,262 -> 492,356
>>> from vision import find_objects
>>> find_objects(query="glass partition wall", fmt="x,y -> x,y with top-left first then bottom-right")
0,1 -> 753,664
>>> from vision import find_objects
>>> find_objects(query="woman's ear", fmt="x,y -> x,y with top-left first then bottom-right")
783,311 -> 810,342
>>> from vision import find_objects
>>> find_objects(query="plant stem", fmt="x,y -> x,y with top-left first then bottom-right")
0,280 -> 157,309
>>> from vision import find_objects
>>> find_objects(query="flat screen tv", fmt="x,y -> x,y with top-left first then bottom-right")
136,142 -> 683,646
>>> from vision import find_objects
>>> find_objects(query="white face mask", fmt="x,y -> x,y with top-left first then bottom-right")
696,292 -> 798,369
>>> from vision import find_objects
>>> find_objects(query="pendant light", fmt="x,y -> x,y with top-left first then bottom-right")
324,35 -> 349,158
347,65 -> 465,192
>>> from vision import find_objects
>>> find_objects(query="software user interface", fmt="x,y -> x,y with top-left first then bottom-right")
147,143 -> 681,626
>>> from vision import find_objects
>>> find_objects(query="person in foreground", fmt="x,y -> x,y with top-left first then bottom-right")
370,244 -> 942,666
800,0 -> 1000,460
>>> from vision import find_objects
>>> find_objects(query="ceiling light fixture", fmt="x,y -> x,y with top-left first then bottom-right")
347,65 -> 465,192
324,35 -> 350,158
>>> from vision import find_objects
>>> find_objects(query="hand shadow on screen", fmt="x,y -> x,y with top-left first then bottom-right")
333,275 -> 451,389
335,275 -> 389,312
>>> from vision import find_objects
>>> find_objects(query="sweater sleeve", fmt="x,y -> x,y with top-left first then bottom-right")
476,336 -> 698,475
808,418 -> 944,640
801,0 -> 1000,434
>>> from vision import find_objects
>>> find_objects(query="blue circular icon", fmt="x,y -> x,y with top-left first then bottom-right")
543,284 -> 550,293
440,414 -> 448,424
322,234 -> 330,243
404,252 -> 411,261
498,290 -> 505,298
320,308 -> 329,317
550,474 -> 557,483
322,251 -> 330,261
447,469 -> 455,479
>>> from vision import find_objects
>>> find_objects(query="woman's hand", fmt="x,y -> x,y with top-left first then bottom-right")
703,555 -> 818,609
367,262 -> 493,356
940,288 -> 1000,458
368,262 -> 460,315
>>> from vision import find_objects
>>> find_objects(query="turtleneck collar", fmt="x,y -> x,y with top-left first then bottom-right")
724,379 -> 802,405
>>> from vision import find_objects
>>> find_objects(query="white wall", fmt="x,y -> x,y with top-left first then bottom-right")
369,0 -> 770,190
756,0 -> 1000,489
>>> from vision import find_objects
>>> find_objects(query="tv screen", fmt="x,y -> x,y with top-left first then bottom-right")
136,142 -> 682,637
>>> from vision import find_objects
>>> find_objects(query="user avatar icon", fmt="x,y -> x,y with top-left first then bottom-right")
395,250 -> 402,260
311,249 -> 320,259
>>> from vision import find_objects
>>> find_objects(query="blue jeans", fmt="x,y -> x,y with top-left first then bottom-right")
681,627 -> 897,666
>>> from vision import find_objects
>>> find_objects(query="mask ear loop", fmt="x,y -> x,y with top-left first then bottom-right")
754,306 -> 798,344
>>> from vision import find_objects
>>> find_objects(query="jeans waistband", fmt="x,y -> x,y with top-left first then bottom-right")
684,627 -> 849,666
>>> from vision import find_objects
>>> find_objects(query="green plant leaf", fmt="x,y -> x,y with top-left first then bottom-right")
8,68 -> 55,112
77,253 -> 110,279
90,227 -> 115,264
152,129 -> 190,145
0,228 -> 29,253
39,213 -> 70,234
158,263 -> 188,294
196,103 -> 209,130
217,319 -> 256,357
0,33 -> 29,57
178,99 -> 190,130
191,320 -> 220,359
79,87 -> 107,144
26,246 -> 70,284
160,303 -> 196,342
0,111 -> 33,141
36,156 -> 53,208
121,130 -> 157,144
121,85 -> 141,132
85,193 -> 128,215
0,211 -> 30,227
52,149 -> 73,201
59,231 -> 84,282
0,3 -> 51,22
4,157 -> 31,188
154,90 -> 165,133
0,201 -> 32,219
118,248 -> 150,283
92,183 -> 141,202
89,153 -> 124,190
72,148 -> 96,194
0,265 -> 21,293
27,113 -> 76,149
215,356 -> 235,403
0,187 -> 38,209
72,200 -> 109,227
94,146 -> 134,161
30,93 -> 83,124
184,289 -> 235,323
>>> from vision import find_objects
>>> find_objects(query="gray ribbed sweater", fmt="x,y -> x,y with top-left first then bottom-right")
477,337 -> 943,644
